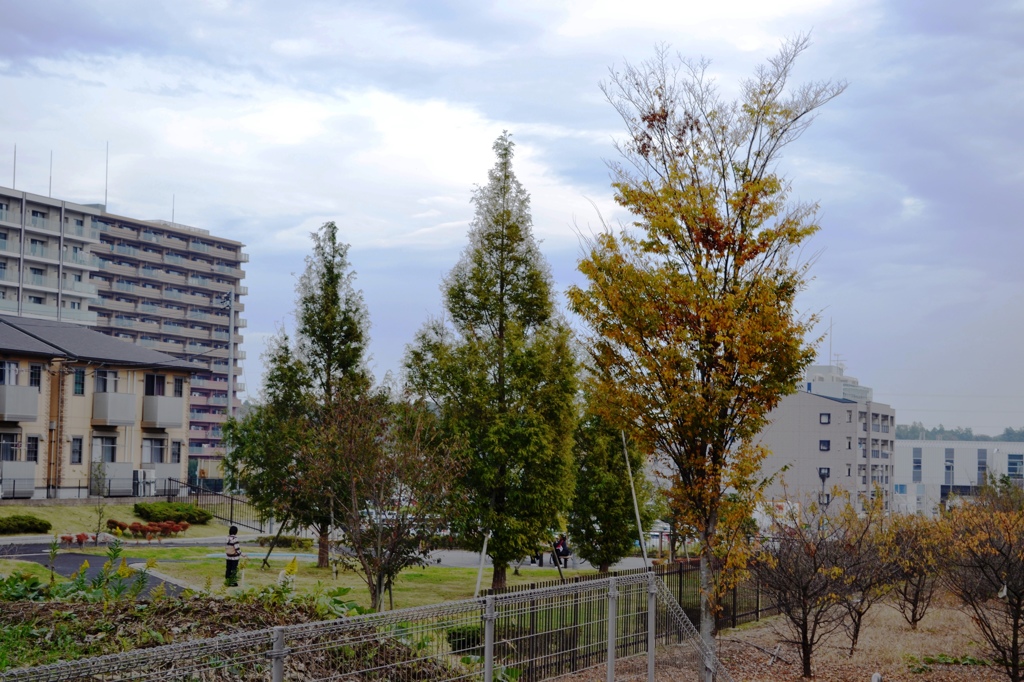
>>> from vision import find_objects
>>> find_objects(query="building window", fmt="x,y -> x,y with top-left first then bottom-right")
0,433 -> 18,461
978,449 -> 987,485
171,441 -> 182,464
895,484 -> 907,495
93,436 -> 117,463
27,295 -> 44,305
913,447 -> 922,483
144,374 -> 166,396
0,361 -> 18,385
173,377 -> 184,398
819,413 -> 831,425
94,370 -> 118,393
1009,454 -> 1024,480
29,364 -> 42,389
945,448 -> 954,486
142,438 -> 166,464
73,368 -> 86,395
71,437 -> 83,464
819,440 -> 830,452
25,436 -> 39,463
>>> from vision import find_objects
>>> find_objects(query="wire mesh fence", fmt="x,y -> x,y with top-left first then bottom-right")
0,573 -> 734,682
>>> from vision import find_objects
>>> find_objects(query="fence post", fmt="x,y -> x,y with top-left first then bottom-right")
756,576 -> 761,621
230,494 -> 235,526
270,626 -> 285,682
647,573 -> 657,682
484,594 -> 495,682
606,577 -> 617,682
732,582 -> 738,629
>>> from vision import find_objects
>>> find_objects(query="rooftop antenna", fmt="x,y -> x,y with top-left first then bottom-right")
104,141 -> 109,209
828,317 -> 833,366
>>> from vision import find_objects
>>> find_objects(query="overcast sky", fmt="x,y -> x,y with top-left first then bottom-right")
2,0 -> 1022,434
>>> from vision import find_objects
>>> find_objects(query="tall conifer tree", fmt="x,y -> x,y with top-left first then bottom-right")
406,132 -> 577,589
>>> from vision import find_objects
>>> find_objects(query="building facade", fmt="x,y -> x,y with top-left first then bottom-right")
0,186 -> 246,485
0,314 -> 192,500
892,440 -> 1024,516
756,365 -> 897,510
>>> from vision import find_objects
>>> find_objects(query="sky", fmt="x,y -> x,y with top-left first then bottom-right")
1,0 -> 1022,434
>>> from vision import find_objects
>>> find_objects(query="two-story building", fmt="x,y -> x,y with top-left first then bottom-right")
0,313 -> 192,499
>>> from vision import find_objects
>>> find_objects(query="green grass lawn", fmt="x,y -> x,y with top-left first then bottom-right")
0,559 -> 57,582
0,504 -> 226,539
130,548 -> 584,609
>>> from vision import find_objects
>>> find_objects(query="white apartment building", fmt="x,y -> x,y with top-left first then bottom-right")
756,365 -> 897,510
0,186 -> 246,490
892,440 -> 1024,516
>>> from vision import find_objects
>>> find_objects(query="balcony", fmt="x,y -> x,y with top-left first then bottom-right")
0,385 -> 39,421
92,392 -> 137,426
61,279 -> 98,296
26,214 -> 61,235
0,208 -> 21,225
25,244 -> 59,262
23,273 -> 59,291
142,395 -> 185,429
0,237 -> 21,254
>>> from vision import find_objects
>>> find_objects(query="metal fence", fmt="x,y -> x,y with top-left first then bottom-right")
0,573 -> 734,682
170,478 -> 268,533
490,562 -> 777,634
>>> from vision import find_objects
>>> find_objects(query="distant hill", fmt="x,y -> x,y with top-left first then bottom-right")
896,422 -> 1024,441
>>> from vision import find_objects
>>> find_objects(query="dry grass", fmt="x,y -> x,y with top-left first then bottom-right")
720,592 -> 1005,681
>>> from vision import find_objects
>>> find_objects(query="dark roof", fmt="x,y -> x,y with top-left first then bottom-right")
800,390 -> 857,405
0,315 -> 193,371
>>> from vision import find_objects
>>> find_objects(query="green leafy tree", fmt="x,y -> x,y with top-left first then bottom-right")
567,36 -> 844,661
225,221 -> 369,568
405,132 -> 578,589
567,395 -> 655,572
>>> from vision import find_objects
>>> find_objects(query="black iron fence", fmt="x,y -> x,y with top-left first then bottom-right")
170,478 -> 268,533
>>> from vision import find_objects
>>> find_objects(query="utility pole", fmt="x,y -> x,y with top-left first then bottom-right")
226,285 -> 235,420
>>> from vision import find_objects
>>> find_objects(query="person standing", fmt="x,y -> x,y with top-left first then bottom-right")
225,525 -> 243,586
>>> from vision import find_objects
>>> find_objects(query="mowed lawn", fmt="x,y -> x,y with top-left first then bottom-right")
0,504 -> 227,539
112,547 -> 583,610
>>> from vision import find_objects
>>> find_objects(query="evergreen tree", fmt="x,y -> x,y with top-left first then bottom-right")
567,400 -> 655,572
406,132 -> 577,589
226,221 -> 369,568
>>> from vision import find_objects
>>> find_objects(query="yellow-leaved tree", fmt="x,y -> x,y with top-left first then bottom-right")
567,35 -> 845,669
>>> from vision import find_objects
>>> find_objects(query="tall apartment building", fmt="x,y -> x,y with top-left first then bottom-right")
0,186 -> 246,485
756,364 -> 897,511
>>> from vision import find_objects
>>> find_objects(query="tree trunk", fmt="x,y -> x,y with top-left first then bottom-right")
599,562 -> 610,573
492,563 -> 507,590
699,546 -> 715,682
317,526 -> 330,569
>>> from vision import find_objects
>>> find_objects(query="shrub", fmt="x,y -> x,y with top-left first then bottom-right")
0,515 -> 52,535
446,625 -> 482,654
257,535 -> 314,550
134,502 -> 213,525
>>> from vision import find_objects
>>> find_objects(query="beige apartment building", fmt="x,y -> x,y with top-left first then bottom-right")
756,365 -> 897,511
0,186 -> 246,488
0,314 -> 192,500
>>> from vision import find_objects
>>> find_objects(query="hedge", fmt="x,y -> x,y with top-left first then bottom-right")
133,502 -> 213,525
0,515 -> 52,535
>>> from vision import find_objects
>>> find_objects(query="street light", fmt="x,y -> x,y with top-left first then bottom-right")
818,467 -> 831,507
